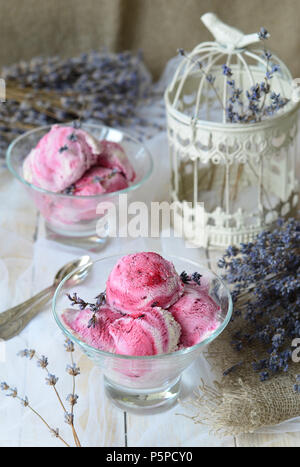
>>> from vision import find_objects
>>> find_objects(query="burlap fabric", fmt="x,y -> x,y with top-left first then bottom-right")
190,323 -> 300,435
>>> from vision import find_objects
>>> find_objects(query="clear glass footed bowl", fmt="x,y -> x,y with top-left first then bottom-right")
52,254 -> 232,412
6,124 -> 153,246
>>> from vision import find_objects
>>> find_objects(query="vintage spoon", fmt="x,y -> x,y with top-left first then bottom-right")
0,255 -> 92,340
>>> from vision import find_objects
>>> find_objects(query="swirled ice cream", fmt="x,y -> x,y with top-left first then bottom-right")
62,252 -> 220,357
22,125 -> 136,225
106,252 -> 184,316
63,305 -> 180,356
23,125 -> 101,192
169,282 -> 220,347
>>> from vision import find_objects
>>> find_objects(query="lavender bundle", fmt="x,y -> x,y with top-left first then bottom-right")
186,218 -> 300,435
0,50 -> 152,155
218,217 -> 300,382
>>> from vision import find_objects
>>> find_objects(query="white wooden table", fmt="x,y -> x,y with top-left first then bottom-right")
0,149 -> 299,447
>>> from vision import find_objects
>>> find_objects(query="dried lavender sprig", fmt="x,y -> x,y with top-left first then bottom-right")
18,348 -> 81,447
179,27 -> 289,125
180,271 -> 202,286
178,48 -> 225,111
180,271 -> 191,284
64,339 -> 81,448
66,293 -> 90,310
67,291 -> 106,329
0,382 -> 70,447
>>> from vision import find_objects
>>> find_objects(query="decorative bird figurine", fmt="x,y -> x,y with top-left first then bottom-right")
201,13 -> 260,49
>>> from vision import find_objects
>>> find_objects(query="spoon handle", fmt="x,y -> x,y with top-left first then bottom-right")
0,293 -> 52,340
0,286 -> 53,327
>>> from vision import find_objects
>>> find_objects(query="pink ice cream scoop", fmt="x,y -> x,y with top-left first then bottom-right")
169,282 -> 220,348
106,252 -> 184,316
62,305 -> 180,356
72,166 -> 129,196
109,307 -> 181,356
62,305 -> 124,353
23,125 -> 101,192
97,140 -> 136,182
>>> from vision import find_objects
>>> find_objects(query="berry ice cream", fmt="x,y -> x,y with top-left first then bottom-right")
62,252 -> 221,358
62,305 -> 123,353
63,305 -> 180,356
22,125 -> 136,226
98,140 -> 136,182
23,125 -> 101,192
169,282 -> 220,347
109,307 -> 181,356
106,252 -> 184,316
72,166 -> 129,196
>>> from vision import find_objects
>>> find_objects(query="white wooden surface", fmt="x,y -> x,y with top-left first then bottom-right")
0,164 -> 299,447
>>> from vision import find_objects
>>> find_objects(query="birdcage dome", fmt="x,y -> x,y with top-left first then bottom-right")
165,14 -> 299,248
166,35 -> 296,127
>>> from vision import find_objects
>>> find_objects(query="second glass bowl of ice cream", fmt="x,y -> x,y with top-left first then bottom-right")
6,123 -> 153,245
52,253 -> 232,412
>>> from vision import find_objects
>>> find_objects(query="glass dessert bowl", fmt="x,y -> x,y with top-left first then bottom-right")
6,123 -> 153,247
52,253 -> 232,412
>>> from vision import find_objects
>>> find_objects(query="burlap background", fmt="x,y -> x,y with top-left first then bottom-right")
0,0 -> 299,80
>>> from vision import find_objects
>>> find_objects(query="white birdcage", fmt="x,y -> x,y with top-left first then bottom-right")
165,13 -> 299,248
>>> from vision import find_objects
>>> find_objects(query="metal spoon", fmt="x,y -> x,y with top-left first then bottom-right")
0,255 -> 92,340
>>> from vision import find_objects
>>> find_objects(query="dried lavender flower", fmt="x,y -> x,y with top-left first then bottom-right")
50,428 -> 60,438
68,291 -> 106,329
46,374 -> 59,386
7,387 -> 18,398
180,271 -> 202,285
37,356 -> 48,369
64,339 -> 75,353
67,394 -> 79,406
95,292 -> 106,307
64,412 -> 74,425
0,382 -> 9,391
67,293 -> 89,310
59,145 -> 68,153
68,132 -> 78,142
258,27 -> 270,40
18,349 -> 35,359
21,396 -> 29,407
180,271 -> 191,284
222,65 -> 233,77
87,314 -> 97,329
191,272 -> 202,286
66,364 -> 80,377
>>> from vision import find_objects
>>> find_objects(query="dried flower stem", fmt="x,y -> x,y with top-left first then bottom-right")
27,405 -> 70,447
43,360 -> 81,448
178,49 -> 225,111
69,352 -> 81,448
0,383 -> 70,447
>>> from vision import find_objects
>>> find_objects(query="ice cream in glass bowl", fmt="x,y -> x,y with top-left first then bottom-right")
52,252 -> 232,412
6,123 -> 153,246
